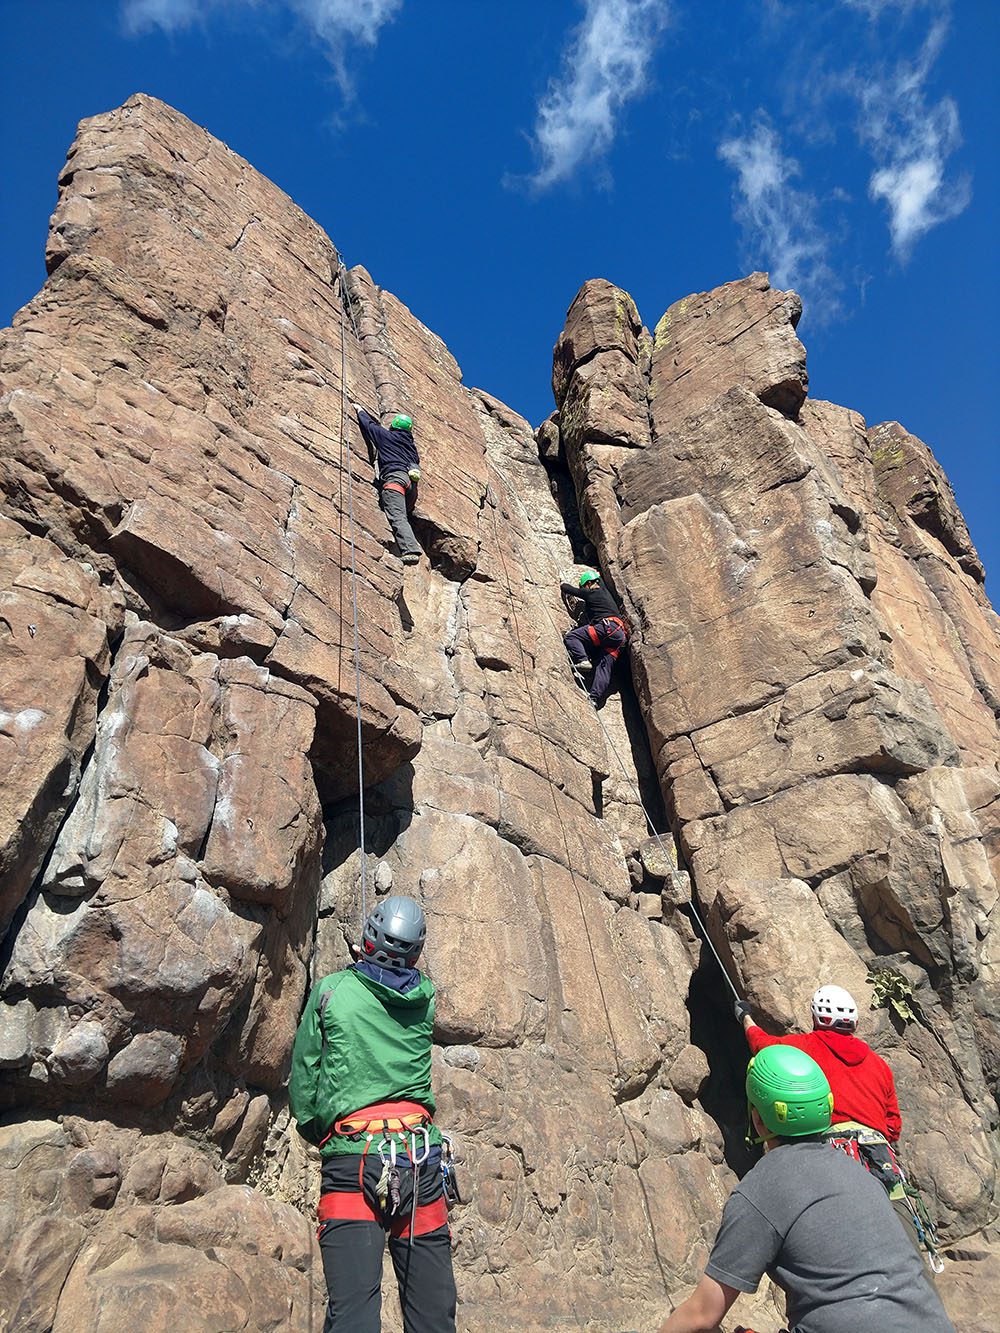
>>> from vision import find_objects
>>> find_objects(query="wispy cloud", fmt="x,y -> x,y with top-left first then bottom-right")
718,118 -> 840,317
122,0 -> 402,94
840,0 -> 933,16
289,0 -> 402,55
518,0 -> 672,190
122,0 -> 211,32
857,16 -> 970,257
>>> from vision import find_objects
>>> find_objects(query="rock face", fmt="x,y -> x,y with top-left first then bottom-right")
0,96 -> 997,1332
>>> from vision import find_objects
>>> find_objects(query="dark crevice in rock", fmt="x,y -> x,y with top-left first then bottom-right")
685,927 -> 758,1179
536,431 -> 595,566
592,772 -> 605,820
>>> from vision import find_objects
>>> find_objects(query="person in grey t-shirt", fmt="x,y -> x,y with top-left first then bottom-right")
658,1046 -> 953,1333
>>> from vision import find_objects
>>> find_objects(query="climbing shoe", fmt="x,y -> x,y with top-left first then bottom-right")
402,552 -> 421,565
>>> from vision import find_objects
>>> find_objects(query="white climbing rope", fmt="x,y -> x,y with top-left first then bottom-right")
540,567 -> 744,1003
336,259 -> 370,930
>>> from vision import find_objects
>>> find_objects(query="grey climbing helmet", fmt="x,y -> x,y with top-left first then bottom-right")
361,895 -> 426,971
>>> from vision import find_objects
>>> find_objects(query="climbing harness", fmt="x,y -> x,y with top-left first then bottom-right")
824,1121 -> 945,1272
317,1098 -> 454,1247
586,614 -> 629,659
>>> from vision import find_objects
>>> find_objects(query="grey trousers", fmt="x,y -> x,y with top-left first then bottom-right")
381,471 -> 422,558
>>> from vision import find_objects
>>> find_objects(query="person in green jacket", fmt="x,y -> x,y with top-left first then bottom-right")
289,896 -> 456,1333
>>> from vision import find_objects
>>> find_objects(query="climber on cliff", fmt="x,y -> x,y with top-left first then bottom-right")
560,569 -> 629,707
657,1046 -> 954,1333
735,983 -> 937,1263
353,403 -> 423,565
289,895 -> 457,1333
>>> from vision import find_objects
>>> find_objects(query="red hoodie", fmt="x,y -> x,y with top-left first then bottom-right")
746,1025 -> 902,1141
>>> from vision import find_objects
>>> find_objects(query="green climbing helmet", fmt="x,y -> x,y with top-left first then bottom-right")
746,1046 -> 833,1141
391,414 -> 413,432
579,570 -> 600,587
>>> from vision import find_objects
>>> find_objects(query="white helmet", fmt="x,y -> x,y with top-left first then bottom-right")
811,984 -> 859,1033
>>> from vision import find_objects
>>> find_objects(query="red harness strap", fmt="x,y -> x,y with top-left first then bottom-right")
382,480 -> 408,496
390,1195 -> 448,1239
318,1192 -> 448,1238
318,1190 -> 378,1224
586,615 -> 628,659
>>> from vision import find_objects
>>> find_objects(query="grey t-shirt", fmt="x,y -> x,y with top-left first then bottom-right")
705,1141 -> 954,1333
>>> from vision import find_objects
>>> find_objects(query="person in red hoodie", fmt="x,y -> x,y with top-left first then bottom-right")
737,984 -> 901,1140
736,983 -> 938,1262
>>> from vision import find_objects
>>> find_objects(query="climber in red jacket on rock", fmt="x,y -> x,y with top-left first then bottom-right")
734,983 -> 945,1265
735,984 -> 901,1140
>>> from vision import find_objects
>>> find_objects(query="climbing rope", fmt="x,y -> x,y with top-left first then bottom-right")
336,260 -> 370,930
542,574 -> 743,1004
486,489 -> 673,1302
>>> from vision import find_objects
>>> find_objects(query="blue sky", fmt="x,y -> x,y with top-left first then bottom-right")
1,1 -> 997,587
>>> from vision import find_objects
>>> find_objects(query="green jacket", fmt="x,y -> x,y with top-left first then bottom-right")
288,966 -> 439,1157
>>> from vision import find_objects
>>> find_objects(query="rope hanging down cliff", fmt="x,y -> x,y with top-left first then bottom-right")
336,259 -> 370,929
486,487 -> 674,1303
545,572 -> 743,1006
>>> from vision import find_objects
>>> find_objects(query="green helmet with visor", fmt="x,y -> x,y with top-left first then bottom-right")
578,570 -> 600,587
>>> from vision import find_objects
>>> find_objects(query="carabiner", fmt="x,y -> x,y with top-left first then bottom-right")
377,1136 -> 398,1167
409,1125 -> 430,1166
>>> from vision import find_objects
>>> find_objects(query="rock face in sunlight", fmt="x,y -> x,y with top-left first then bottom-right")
1,96 -> 998,1331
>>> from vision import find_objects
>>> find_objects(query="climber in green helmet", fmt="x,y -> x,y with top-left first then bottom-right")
658,1046 -> 954,1333
560,568 -> 629,707
352,403 -> 423,565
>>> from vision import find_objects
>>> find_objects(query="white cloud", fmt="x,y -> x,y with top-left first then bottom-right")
288,0 -> 402,50
122,0 -> 402,91
520,0 -> 672,190
718,118 -> 840,318
858,17 -> 970,257
840,0 -> 932,16
122,0 -> 209,32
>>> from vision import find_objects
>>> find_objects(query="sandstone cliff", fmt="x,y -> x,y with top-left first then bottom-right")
1,95 -> 998,1332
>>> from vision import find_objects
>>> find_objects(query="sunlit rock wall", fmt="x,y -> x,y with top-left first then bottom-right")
1,96 -> 997,1332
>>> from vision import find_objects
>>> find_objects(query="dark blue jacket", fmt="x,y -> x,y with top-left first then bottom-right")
357,409 -> 419,478
560,580 -> 621,624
